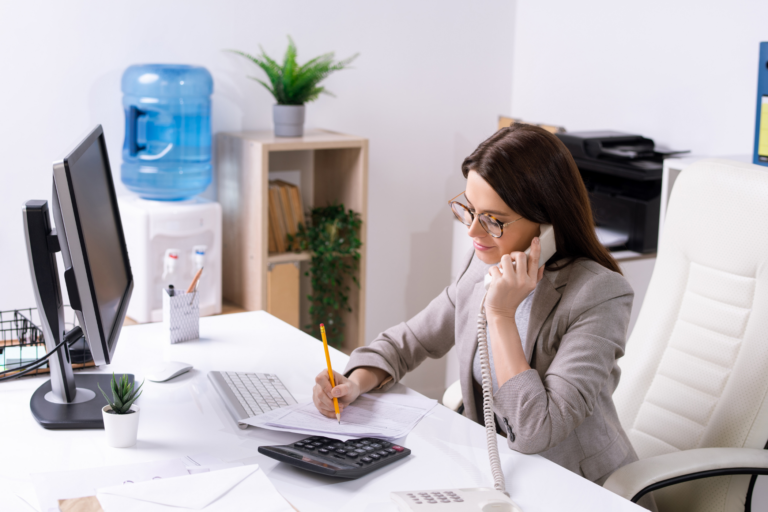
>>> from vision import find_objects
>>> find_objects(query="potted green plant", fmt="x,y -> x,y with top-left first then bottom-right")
288,204 -> 362,347
99,373 -> 144,448
231,37 -> 358,137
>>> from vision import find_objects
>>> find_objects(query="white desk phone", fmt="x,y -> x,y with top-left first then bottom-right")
392,225 -> 557,512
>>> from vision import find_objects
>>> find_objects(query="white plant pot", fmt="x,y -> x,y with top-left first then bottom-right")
273,104 -> 305,137
102,405 -> 140,448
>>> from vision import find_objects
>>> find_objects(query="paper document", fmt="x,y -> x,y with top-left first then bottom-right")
243,391 -> 437,440
595,226 -> 629,248
32,455 -> 242,512
97,464 -> 293,512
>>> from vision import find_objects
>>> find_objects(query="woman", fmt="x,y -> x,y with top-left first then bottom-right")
312,124 -> 646,497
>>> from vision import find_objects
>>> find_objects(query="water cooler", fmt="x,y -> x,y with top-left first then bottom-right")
119,64 -> 222,323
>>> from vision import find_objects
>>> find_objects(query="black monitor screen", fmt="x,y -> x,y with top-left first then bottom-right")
68,136 -> 129,350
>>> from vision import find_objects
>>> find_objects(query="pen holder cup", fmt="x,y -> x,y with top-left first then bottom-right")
162,290 -> 200,344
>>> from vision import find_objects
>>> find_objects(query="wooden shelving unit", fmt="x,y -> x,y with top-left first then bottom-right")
216,129 -> 368,352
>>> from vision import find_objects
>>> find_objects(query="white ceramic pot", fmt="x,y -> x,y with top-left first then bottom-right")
273,104 -> 306,137
102,405 -> 140,448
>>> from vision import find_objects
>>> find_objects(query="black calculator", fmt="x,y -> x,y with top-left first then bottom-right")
258,436 -> 411,479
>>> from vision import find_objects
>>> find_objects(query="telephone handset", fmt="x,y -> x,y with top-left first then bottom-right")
484,224 -> 557,290
390,227 -> 557,511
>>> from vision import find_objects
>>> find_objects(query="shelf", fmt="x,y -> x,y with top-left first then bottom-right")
219,129 -> 366,152
217,129 -> 368,352
267,251 -> 312,264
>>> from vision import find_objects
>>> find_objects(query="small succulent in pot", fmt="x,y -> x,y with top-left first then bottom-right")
99,373 -> 144,414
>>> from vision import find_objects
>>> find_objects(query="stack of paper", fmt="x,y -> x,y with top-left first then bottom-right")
32,457 -> 293,512
243,391 -> 437,441
96,464 -> 293,512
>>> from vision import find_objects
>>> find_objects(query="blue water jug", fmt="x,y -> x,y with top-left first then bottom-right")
121,64 -> 213,200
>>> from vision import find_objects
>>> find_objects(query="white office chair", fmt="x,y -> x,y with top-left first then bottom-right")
605,159 -> 768,511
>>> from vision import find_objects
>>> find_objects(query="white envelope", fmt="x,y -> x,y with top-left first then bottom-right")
96,464 -> 293,512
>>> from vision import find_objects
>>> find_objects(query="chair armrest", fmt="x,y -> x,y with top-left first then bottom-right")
442,379 -> 463,412
603,447 -> 768,502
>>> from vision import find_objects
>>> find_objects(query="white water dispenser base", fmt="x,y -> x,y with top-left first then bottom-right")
119,196 -> 222,324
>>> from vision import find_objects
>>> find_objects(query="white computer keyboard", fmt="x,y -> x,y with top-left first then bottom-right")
208,371 -> 297,428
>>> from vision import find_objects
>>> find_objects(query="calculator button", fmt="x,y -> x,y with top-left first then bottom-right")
335,449 -> 346,455
346,451 -> 358,458
370,453 -> 381,460
370,443 -> 381,449
355,449 -> 366,454
391,445 -> 404,452
386,448 -> 396,454
312,442 -> 323,447
365,446 -> 375,451
304,445 -> 315,450
361,440 -> 371,445
294,442 -> 305,447
378,450 -> 389,457
318,448 -> 329,454
379,441 -> 391,447
361,457 -> 373,463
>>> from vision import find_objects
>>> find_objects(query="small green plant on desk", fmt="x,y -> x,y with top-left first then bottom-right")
229,36 -> 358,105
289,204 -> 362,348
99,373 -> 144,414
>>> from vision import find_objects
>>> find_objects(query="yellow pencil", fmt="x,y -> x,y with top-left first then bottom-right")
320,324 -> 341,424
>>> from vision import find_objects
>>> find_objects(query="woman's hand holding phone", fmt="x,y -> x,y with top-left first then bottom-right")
485,236 -> 545,318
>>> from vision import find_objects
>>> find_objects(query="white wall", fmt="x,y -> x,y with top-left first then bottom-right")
510,0 -> 768,156
0,1 -> 515,352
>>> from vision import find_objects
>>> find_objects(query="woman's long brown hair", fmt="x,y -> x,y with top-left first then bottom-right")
461,124 -> 622,274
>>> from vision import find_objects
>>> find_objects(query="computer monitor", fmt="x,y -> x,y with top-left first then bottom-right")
22,125 -> 134,429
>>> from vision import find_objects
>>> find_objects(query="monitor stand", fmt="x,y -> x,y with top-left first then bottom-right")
23,200 -> 133,429
30,374 -> 134,429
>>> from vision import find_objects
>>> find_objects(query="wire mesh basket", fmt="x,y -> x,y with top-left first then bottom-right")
0,307 -> 95,378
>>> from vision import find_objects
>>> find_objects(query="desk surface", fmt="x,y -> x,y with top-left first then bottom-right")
0,312 -> 641,511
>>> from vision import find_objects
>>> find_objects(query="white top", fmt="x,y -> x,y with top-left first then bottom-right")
0,312 -> 642,511
472,290 -> 535,393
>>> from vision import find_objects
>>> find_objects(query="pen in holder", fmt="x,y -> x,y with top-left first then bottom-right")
162,288 -> 199,344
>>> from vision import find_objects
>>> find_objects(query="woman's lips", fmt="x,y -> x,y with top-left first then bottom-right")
473,240 -> 493,251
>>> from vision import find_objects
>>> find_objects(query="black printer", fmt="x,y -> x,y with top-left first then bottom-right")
555,131 -> 686,254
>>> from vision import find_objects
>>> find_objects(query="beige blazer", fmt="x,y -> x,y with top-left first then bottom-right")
346,249 -> 639,484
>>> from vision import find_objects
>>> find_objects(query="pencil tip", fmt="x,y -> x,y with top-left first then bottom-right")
336,413 -> 341,424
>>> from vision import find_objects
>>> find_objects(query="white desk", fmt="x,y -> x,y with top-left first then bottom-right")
0,312 -> 642,511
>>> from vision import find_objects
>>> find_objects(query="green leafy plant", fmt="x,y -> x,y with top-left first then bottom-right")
288,204 -> 362,347
230,36 -> 358,105
98,373 -> 144,415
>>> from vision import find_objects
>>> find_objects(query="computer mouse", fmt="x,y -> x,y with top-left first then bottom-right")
147,361 -> 193,382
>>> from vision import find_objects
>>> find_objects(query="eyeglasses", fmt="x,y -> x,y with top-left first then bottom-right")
448,192 -> 522,238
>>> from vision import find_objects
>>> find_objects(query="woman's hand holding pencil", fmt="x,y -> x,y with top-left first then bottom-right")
312,323 -> 394,419
313,369 -> 360,420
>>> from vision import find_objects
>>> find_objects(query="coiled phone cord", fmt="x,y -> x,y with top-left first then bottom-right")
477,289 -> 506,494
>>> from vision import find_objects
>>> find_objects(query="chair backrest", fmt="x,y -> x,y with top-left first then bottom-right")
613,159 -> 768,512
